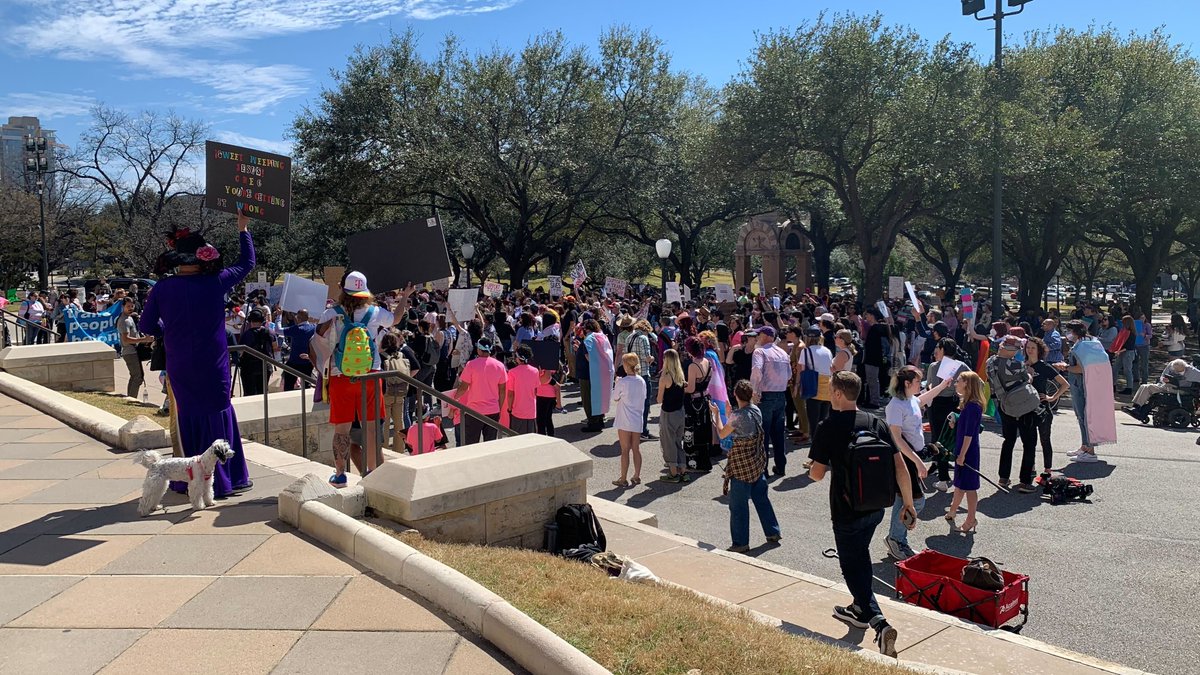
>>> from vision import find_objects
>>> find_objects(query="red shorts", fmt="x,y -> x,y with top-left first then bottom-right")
327,374 -> 385,424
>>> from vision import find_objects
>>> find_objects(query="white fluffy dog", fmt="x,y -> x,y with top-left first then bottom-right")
134,440 -> 234,517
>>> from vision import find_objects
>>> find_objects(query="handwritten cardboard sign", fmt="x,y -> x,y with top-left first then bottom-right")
605,277 -> 627,298
889,276 -> 904,299
548,275 -> 563,298
483,281 -> 504,298
665,282 -> 681,304
204,141 -> 292,226
715,283 -> 735,303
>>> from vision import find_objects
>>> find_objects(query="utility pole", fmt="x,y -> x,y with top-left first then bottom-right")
24,133 -> 50,291
963,0 -> 1033,318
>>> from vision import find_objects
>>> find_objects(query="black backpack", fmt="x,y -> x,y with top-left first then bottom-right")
553,503 -> 606,554
841,412 -> 897,512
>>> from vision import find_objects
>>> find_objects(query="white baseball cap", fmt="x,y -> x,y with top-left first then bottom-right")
344,271 -> 371,298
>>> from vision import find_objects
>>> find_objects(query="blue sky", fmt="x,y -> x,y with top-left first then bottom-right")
0,0 -> 1195,162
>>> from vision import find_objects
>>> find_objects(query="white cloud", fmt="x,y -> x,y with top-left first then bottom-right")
213,131 -> 294,157
4,0 -> 519,114
0,91 -> 96,121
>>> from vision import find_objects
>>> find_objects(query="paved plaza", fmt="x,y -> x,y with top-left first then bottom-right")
555,380 -> 1196,675
0,394 -> 522,675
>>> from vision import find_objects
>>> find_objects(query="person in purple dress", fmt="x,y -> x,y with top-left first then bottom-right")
139,210 -> 255,497
945,371 -> 986,534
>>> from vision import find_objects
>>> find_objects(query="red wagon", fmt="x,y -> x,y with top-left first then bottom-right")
895,550 -> 1028,632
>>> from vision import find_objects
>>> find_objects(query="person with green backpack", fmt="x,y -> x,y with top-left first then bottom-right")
316,272 -> 411,486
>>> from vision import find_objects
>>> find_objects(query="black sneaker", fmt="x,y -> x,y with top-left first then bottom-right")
772,466 -> 785,476
832,604 -> 870,629
875,622 -> 898,657
1016,482 -> 1037,494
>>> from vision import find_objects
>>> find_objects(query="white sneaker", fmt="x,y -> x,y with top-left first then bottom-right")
1071,451 -> 1100,463
1066,449 -> 1082,457
933,480 -> 951,493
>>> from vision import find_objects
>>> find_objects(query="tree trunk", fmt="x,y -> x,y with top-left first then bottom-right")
811,242 -> 832,296
860,250 -> 886,305
674,238 -> 695,289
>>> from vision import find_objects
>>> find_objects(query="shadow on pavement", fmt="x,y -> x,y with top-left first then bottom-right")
1059,462 -> 1116,480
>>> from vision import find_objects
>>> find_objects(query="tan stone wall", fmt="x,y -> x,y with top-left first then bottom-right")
3,356 -> 114,392
373,478 -> 587,550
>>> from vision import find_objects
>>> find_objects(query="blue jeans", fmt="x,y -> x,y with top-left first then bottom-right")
833,509 -> 886,622
1135,345 -> 1151,386
641,374 -> 651,434
758,391 -> 788,471
1070,384 -> 1091,447
888,493 -> 926,545
729,473 -> 781,547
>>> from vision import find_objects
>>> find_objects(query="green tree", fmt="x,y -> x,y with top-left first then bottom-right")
294,28 -> 687,288
724,14 -> 980,303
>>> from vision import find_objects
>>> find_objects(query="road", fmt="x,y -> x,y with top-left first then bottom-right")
553,379 -> 1198,675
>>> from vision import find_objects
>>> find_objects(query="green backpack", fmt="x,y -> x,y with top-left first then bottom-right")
334,306 -> 376,377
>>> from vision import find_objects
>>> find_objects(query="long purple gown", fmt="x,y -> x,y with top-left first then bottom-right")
139,231 -> 254,496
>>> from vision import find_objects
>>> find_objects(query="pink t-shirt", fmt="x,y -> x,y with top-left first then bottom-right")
406,422 -> 443,455
536,370 -> 557,398
460,356 -> 507,415
506,364 -> 540,420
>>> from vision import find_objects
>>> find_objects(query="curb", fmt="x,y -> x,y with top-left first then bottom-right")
601,515 -> 1152,675
0,371 -> 125,448
283,498 -> 610,675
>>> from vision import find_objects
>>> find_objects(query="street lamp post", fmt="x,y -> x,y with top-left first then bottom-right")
655,239 -> 672,292
460,243 -> 475,289
1172,273 -> 1179,304
24,134 -> 49,292
963,0 -> 1033,319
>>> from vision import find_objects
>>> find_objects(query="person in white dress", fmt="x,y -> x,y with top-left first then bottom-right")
611,352 -> 646,487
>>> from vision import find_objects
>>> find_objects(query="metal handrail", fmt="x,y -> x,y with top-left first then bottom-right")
228,344 -> 316,454
1,308 -> 60,346
350,368 -> 518,459
225,343 -> 518,466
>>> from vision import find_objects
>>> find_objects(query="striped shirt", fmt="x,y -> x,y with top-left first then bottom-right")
751,343 -> 791,393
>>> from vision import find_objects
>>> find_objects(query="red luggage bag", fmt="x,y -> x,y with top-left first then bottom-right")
895,550 -> 1028,632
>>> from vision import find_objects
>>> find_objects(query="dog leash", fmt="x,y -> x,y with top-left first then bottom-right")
954,462 -> 1011,494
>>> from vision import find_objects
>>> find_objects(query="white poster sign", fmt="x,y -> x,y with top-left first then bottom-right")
715,283 -> 736,303
483,281 -> 504,298
447,288 -> 479,323
604,277 -> 627,297
888,276 -> 904,299
267,284 -> 283,306
876,300 -> 890,319
937,357 -> 966,381
665,282 -> 681,304
244,281 -> 268,298
905,281 -> 924,315
682,285 -> 692,302
257,270 -> 267,284
279,274 -> 329,315
548,275 -> 563,297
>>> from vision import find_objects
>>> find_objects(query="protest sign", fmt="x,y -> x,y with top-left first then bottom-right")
483,281 -> 504,298
432,276 -> 451,292
64,300 -> 124,346
665,282 -> 681,304
961,288 -> 974,321
204,141 -> 292,226
322,266 -> 345,301
572,260 -> 587,287
244,282 -> 268,298
447,288 -> 478,323
937,357 -> 966,381
876,300 -> 890,320
715,283 -> 736,303
905,281 -> 923,315
755,271 -> 765,294
529,340 -> 561,370
267,285 -> 283,307
683,285 -> 692,302
347,216 -> 452,291
888,276 -> 904,299
279,274 -> 329,315
604,277 -> 627,297
548,275 -> 563,298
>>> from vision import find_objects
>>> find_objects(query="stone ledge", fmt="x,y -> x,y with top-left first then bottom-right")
0,341 -> 118,365
0,371 -> 123,448
587,495 -> 658,527
361,434 -> 593,522
289,498 -> 609,675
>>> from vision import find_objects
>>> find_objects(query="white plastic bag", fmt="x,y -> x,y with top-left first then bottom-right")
618,559 -> 659,583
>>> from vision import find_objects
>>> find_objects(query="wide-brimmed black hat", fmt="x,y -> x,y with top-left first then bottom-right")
154,228 -> 222,275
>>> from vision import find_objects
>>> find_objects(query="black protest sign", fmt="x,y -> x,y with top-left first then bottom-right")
529,340 -> 562,370
347,216 -> 452,292
204,141 -> 292,226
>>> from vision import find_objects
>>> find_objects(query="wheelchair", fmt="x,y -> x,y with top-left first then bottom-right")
1146,378 -> 1200,429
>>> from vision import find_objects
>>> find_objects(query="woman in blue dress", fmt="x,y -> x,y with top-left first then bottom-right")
139,210 -> 255,497
945,371 -> 987,534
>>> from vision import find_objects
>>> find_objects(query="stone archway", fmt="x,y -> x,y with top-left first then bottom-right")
733,212 -> 813,294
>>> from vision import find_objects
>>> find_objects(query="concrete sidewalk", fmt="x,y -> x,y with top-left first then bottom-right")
593,505 -> 1146,675
0,394 -> 522,675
